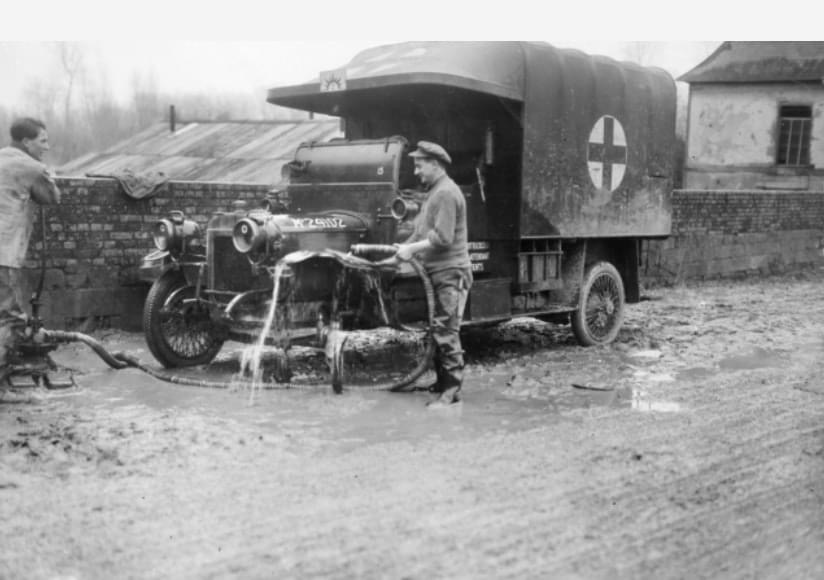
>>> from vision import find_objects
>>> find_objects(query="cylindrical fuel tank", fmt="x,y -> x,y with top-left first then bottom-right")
284,137 -> 407,218
288,136 -> 407,185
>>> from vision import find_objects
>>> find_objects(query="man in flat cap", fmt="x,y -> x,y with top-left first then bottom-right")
393,141 -> 472,408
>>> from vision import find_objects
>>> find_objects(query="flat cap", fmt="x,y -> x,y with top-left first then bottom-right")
408,140 -> 452,165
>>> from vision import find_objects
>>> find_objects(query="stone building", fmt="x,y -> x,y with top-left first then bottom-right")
680,41 -> 824,191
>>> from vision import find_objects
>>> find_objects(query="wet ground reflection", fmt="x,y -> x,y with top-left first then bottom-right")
46,360 -> 685,457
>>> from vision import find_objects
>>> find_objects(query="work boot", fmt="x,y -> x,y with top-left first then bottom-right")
426,385 -> 461,409
422,365 -> 450,393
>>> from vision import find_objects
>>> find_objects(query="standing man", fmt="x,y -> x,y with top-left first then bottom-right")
0,118 -> 62,369
393,141 -> 472,408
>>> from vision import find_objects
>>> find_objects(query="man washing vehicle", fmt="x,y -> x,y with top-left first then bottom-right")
391,141 -> 472,407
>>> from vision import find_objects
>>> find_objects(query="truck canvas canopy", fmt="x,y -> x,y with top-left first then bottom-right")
268,41 -> 676,239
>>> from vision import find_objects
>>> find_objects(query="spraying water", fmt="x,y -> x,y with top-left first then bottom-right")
237,260 -> 289,404
229,249 -> 432,399
235,252 -> 358,401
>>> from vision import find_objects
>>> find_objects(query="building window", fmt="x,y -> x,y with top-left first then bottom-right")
776,105 -> 812,166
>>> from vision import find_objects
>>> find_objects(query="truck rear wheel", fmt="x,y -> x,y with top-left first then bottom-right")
143,271 -> 224,368
571,261 -> 625,346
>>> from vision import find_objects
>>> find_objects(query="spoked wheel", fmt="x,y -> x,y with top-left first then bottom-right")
571,261 -> 625,346
143,271 -> 225,368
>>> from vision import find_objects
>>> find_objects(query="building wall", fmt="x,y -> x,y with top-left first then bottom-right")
24,178 -> 271,331
684,84 -> 824,190
19,179 -> 824,331
643,189 -> 824,283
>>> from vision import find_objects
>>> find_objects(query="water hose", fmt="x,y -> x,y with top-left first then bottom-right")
42,329 -> 340,390
40,249 -> 437,393
347,245 -> 436,392
43,330 -> 130,370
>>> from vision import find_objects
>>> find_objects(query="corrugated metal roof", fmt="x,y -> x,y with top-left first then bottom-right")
59,119 -> 343,184
679,41 -> 824,83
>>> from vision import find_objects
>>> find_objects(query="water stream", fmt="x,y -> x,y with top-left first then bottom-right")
237,261 -> 288,404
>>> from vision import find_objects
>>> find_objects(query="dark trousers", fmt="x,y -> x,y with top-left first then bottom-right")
429,267 -> 472,391
0,267 -> 27,367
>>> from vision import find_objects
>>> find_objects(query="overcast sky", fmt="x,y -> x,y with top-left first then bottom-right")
2,0 -> 815,112
0,40 -> 721,110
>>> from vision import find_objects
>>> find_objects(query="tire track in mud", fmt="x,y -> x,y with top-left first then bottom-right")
540,434 -> 824,575
86,387 -> 823,580
3,409 -> 821,580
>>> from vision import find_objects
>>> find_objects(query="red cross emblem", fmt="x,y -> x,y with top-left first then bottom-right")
587,115 -> 627,192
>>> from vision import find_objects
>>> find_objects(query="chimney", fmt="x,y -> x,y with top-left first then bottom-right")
170,105 -> 176,133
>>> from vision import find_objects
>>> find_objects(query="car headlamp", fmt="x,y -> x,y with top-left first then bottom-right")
391,197 -> 420,221
232,216 -> 282,254
152,211 -> 200,254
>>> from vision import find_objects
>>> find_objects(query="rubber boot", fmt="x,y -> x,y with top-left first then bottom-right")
426,372 -> 462,408
424,365 -> 448,393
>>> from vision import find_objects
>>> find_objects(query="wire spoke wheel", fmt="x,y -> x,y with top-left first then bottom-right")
160,301 -> 216,358
144,272 -> 224,367
571,261 -> 625,346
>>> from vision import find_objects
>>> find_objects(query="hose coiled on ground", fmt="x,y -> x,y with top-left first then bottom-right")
348,245 -> 436,392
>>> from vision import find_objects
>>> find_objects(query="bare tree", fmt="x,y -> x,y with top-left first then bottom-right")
21,77 -> 61,121
132,71 -> 162,131
81,69 -> 132,156
54,42 -> 87,160
56,43 -> 86,123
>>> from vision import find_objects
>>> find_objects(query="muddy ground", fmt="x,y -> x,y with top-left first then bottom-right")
2,270 -> 824,580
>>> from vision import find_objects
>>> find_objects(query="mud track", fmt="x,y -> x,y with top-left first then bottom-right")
2,271 -> 824,579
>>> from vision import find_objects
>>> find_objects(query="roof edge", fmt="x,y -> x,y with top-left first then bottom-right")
677,41 -> 730,83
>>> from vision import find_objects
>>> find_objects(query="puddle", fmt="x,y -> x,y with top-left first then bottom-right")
39,361 -> 683,456
556,386 -> 682,414
626,349 -> 662,360
677,347 -> 795,381
48,367 -> 562,450
628,393 -> 682,413
676,367 -> 716,382
323,388 -> 558,451
631,369 -> 675,383
717,347 -> 786,372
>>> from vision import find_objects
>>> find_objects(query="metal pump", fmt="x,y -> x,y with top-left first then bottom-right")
2,207 -> 74,389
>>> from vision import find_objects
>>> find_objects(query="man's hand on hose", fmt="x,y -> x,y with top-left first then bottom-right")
394,240 -> 432,262
395,243 -> 415,262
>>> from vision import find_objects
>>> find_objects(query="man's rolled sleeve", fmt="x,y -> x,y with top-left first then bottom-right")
30,169 -> 61,205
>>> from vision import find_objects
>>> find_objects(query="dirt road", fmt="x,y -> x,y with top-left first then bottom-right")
2,271 -> 824,579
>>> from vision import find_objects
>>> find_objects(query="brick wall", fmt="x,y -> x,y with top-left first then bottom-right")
20,180 -> 824,330
643,190 -> 824,284
24,178 -> 271,331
